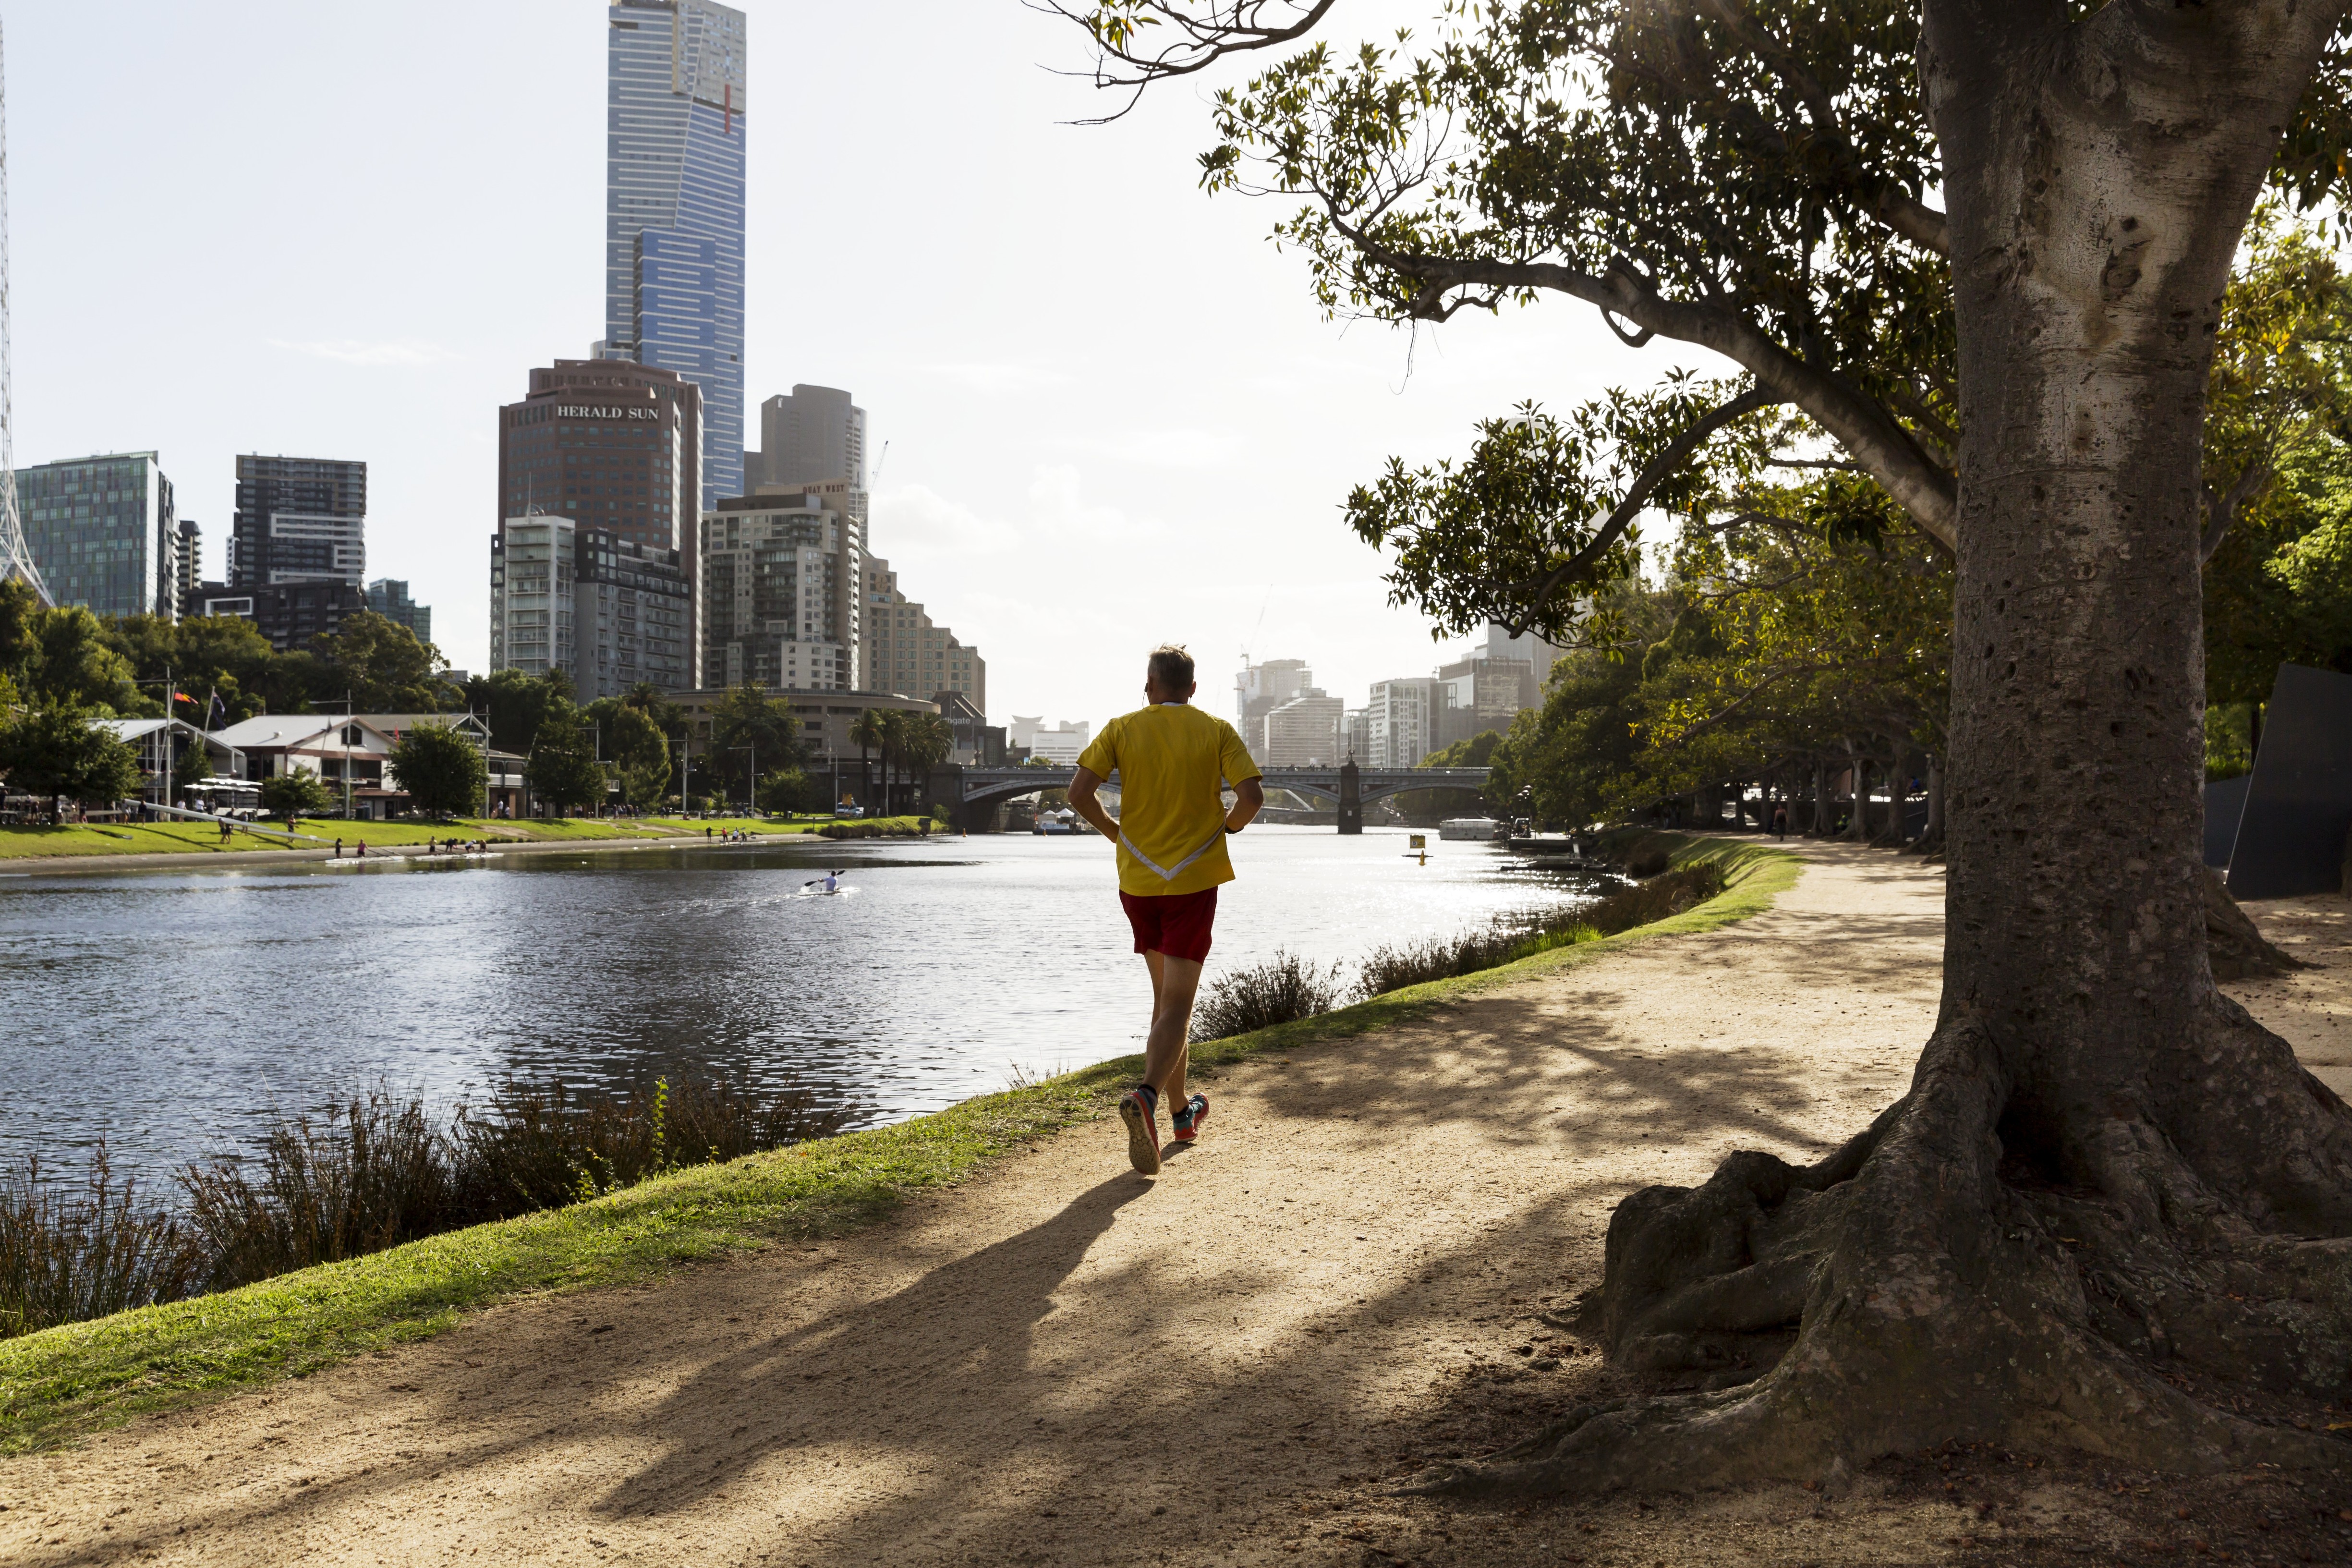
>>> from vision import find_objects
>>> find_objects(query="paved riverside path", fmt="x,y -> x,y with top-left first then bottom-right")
3,844 -> 2332,1566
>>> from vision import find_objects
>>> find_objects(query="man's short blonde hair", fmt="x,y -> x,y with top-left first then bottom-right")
1148,644 -> 1196,691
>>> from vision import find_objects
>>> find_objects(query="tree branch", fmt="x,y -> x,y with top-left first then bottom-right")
1686,0 -> 1950,255
2200,462 -> 2272,564
1356,243 -> 1961,547
1492,386 -> 1780,638
1040,0 -> 1340,123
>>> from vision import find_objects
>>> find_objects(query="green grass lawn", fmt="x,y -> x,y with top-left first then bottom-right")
0,821 -> 300,858
0,833 -> 1797,1452
0,815 -> 689,859
635,815 -> 829,836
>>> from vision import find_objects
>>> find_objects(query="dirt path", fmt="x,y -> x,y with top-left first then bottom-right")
4,844 -> 2345,1567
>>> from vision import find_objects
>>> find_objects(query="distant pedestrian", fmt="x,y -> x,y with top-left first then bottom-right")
1771,804 -> 1788,841
334,838 -> 342,858
1068,644 -> 1264,1176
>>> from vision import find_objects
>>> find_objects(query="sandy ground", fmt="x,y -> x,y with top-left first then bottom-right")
5,842 -> 2349,1568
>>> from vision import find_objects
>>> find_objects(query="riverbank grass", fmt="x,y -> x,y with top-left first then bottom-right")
0,830 -> 1793,1451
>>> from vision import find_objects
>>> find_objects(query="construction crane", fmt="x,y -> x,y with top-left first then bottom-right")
0,20 -> 45,605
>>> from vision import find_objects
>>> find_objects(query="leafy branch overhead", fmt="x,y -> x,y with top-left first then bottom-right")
1183,1 -> 1960,554
1345,375 -> 1775,643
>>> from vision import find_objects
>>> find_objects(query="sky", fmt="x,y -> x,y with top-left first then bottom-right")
5,1 -> 1682,733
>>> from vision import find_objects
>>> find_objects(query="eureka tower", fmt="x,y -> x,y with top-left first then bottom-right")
603,0 -> 746,509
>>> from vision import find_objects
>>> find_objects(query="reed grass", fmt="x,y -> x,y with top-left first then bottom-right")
0,1151 -> 206,1337
1188,949 -> 1347,1043
1351,863 -> 1727,1000
2,1074 -> 844,1339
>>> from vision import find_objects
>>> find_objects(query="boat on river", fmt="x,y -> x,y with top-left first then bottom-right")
1439,816 -> 1506,841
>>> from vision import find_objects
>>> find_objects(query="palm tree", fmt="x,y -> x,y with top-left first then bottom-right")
904,712 -> 956,823
848,708 -> 887,816
876,708 -> 911,816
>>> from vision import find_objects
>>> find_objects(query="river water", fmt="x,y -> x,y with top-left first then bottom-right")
0,827 -> 1606,1181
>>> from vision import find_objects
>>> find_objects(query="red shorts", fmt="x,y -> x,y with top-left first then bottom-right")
1120,887 -> 1218,963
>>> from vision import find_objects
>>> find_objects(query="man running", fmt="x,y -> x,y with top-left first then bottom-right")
1070,644 -> 1264,1175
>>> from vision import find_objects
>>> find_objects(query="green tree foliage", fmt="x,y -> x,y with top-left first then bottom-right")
0,703 -> 144,812
523,697 -> 607,815
707,682 -> 804,802
171,734 -> 213,797
258,770 -> 332,824
105,612 -> 309,722
388,723 -> 487,820
24,606 -> 144,715
313,611 -> 457,713
588,698 -> 672,811
465,668 -> 572,755
755,766 -> 816,816
2201,210 -> 2352,717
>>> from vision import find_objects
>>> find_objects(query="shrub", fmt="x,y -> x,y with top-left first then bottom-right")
1190,949 -> 1346,1042
1353,862 -> 1729,1001
155,1072 -> 850,1299
388,722 -> 487,820
178,1090 -> 455,1288
451,1075 -> 849,1213
0,1149 -> 206,1338
1580,862 -> 1725,931
258,771 -> 333,823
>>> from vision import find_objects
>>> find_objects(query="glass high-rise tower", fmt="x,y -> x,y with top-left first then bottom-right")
605,0 -> 745,510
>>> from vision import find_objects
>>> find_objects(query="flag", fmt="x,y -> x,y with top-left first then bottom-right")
207,688 -> 226,729
172,690 -> 193,704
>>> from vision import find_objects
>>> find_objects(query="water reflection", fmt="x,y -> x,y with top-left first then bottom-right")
0,827 -> 1603,1179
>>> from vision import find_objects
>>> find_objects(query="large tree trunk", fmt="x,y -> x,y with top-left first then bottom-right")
1426,0 -> 2352,1498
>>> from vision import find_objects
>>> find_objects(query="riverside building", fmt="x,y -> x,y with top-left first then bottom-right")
861,554 -> 985,713
15,452 -> 179,619
696,487 -> 861,692
489,515 -> 691,700
603,0 -> 747,509
1263,693 -> 1346,767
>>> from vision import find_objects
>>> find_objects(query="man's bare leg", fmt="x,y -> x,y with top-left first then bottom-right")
1142,950 -> 1201,1107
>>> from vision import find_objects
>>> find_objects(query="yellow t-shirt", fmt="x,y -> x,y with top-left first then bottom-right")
1077,704 -> 1263,898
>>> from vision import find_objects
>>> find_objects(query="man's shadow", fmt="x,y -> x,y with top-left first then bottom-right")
601,1174 -> 1150,1517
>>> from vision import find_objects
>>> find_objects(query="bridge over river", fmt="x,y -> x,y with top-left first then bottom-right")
925,762 -> 1491,833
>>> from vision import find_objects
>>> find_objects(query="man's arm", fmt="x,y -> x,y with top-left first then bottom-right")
1069,766 -> 1121,841
1226,777 -> 1264,832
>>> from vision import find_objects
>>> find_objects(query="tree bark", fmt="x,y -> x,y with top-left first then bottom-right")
1422,0 -> 2352,1499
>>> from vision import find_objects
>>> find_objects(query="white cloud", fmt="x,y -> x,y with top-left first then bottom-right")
266,338 -> 461,367
870,483 -> 1022,556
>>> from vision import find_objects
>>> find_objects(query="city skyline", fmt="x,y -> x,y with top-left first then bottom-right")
0,1 -> 1649,727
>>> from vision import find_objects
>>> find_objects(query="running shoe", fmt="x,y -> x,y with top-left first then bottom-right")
1171,1093 -> 1209,1143
1118,1089 -> 1162,1176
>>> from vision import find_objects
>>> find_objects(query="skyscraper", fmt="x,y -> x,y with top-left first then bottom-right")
364,578 -> 433,645
16,452 -> 178,619
748,385 -> 865,488
605,0 -> 746,510
698,487 -> 861,693
231,456 -> 366,588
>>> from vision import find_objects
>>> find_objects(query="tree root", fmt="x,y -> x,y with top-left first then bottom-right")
1411,1013 -> 2352,1498
2202,864 -> 2306,980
